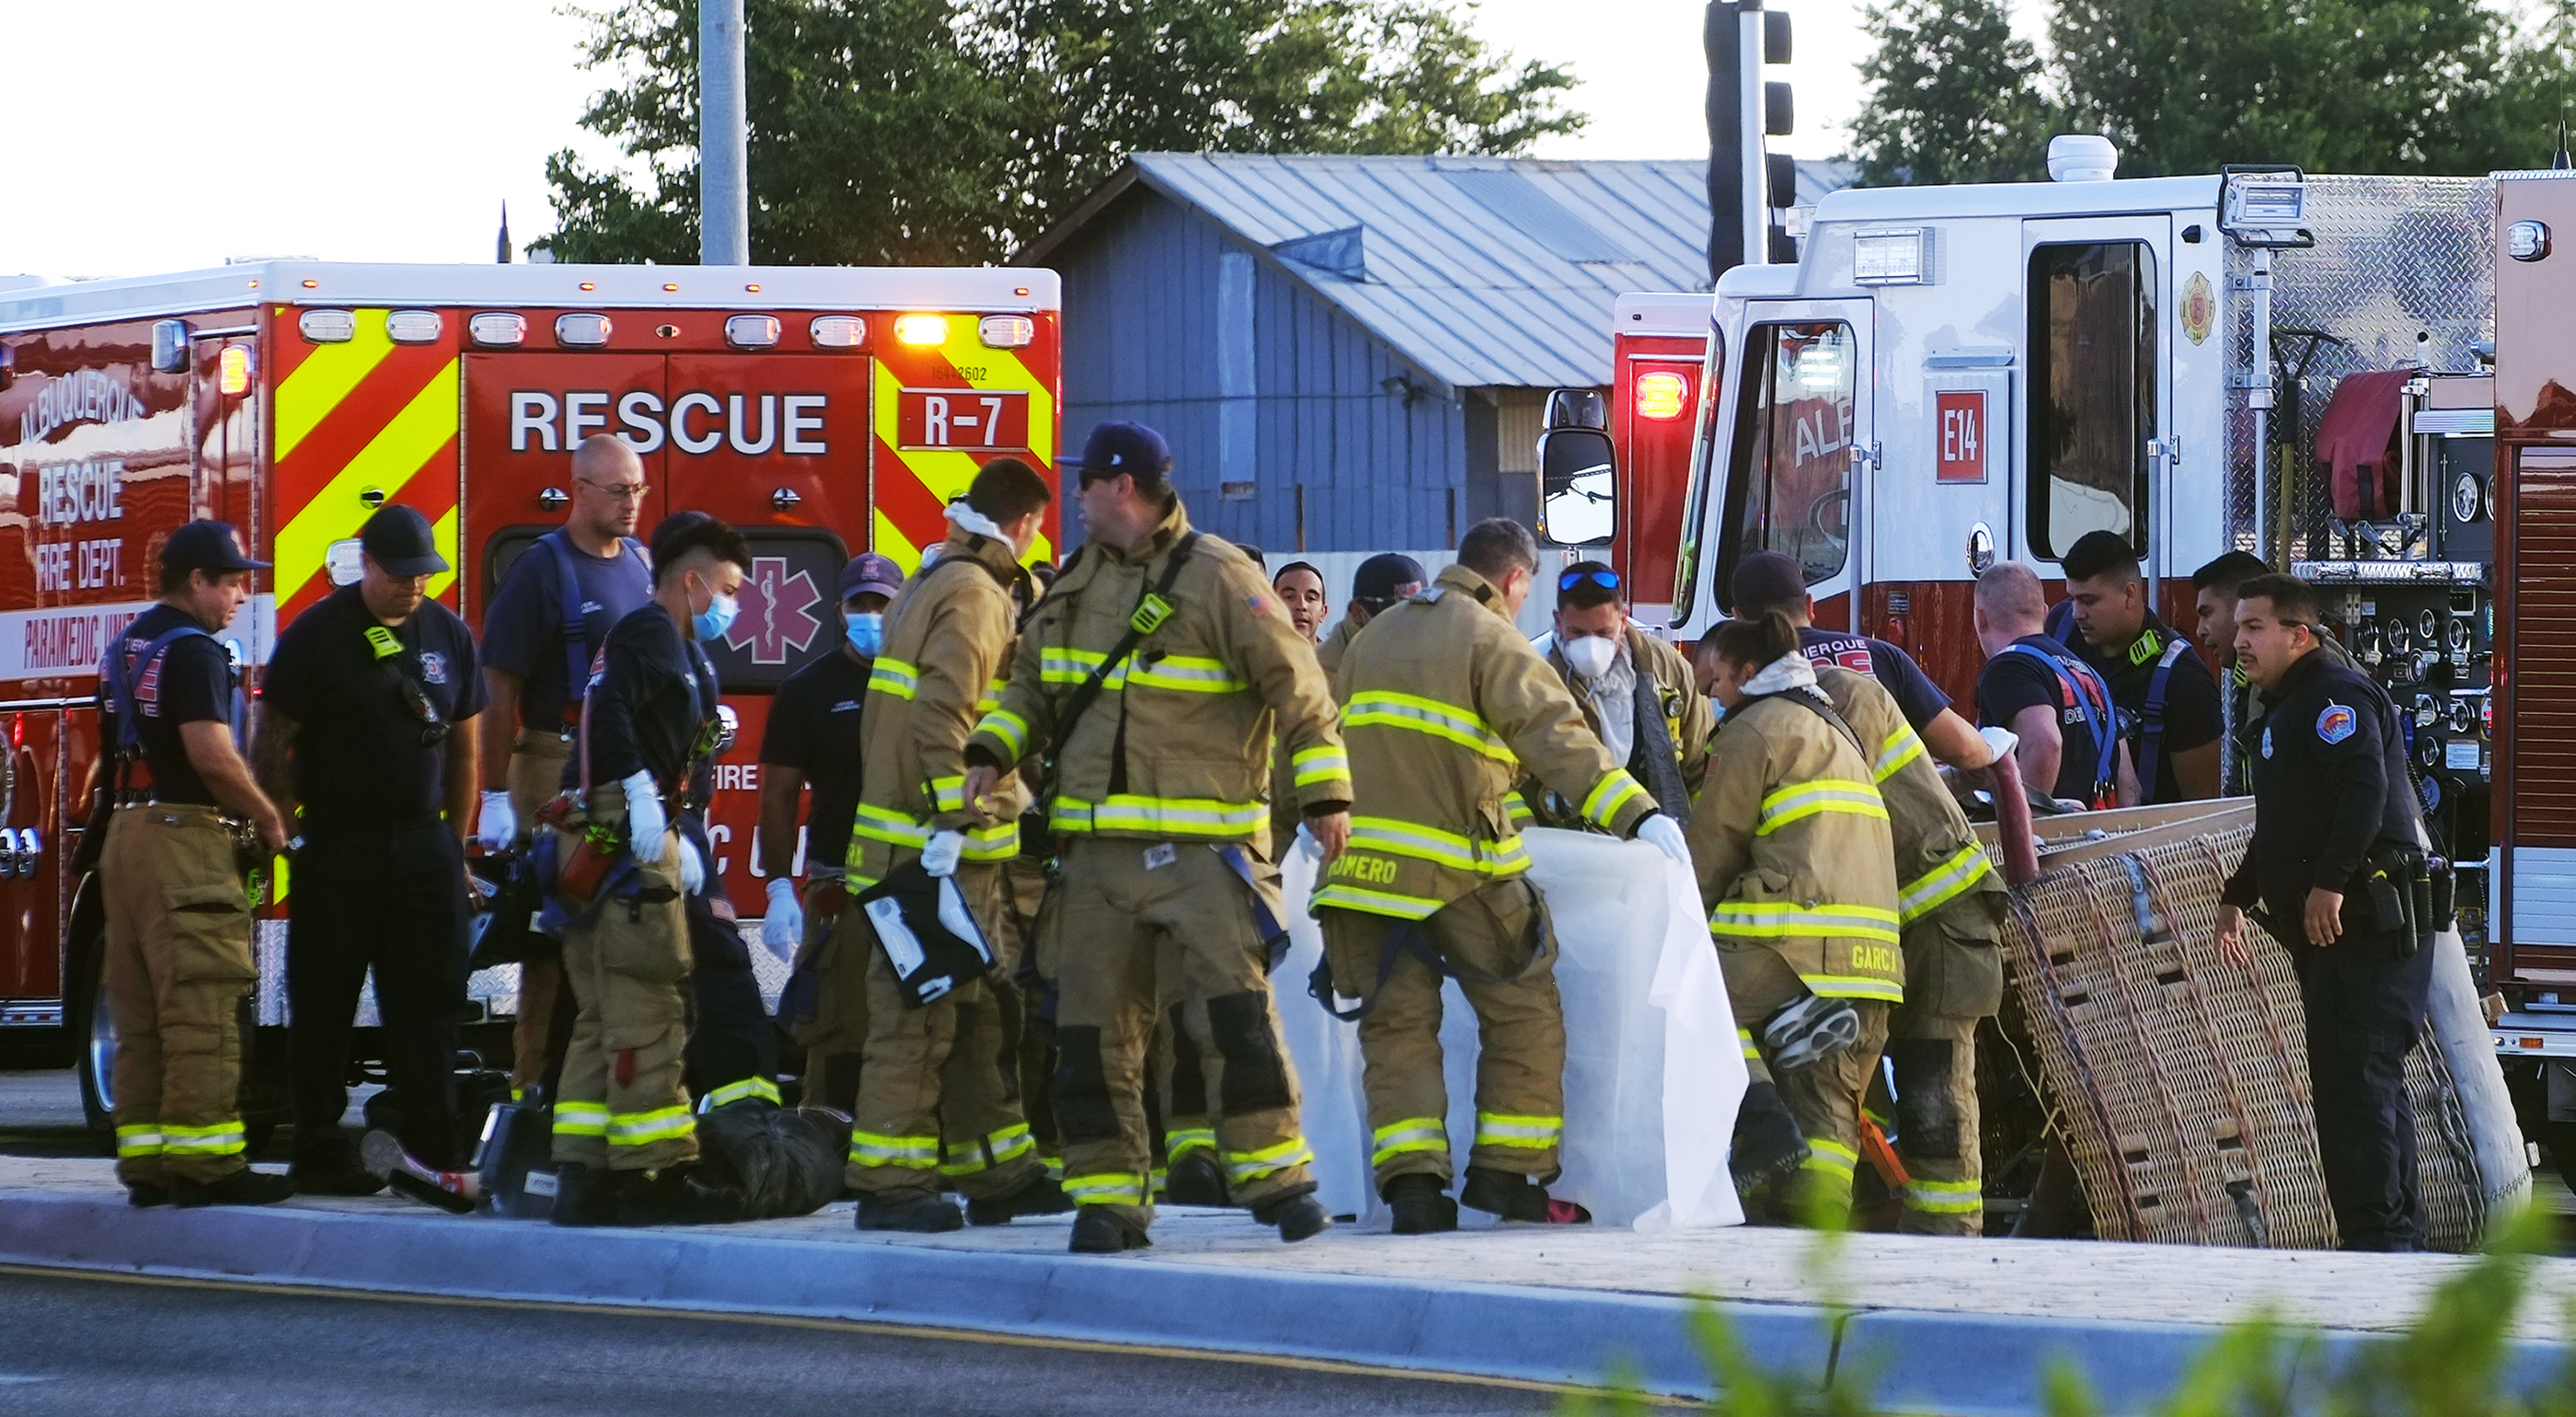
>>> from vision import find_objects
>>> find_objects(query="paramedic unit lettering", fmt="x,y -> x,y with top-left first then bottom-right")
0,261 -> 1063,1147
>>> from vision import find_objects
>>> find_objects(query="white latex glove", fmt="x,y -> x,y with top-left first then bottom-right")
1294,823 -> 1323,862
762,878 -> 804,957
1636,812 -> 1692,870
621,770 -> 668,863
920,829 -> 965,879
476,790 -> 516,852
677,835 -> 706,895
1977,726 -> 2019,770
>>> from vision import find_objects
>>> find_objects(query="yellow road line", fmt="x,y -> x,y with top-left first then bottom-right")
0,1260 -> 1685,1403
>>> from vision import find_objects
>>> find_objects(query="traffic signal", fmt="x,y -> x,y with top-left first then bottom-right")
1706,2 -> 1796,280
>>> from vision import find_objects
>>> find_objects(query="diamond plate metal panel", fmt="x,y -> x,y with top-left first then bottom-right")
2224,176 -> 2495,557
252,917 -> 518,1027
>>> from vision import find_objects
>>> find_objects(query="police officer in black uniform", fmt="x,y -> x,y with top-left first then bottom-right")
252,505 -> 487,1203
2215,573 -> 2436,1251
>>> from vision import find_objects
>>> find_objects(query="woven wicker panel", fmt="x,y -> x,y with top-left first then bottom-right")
2002,824 -> 2484,1250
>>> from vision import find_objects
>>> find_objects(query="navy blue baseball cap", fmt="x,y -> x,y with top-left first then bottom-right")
360,504 -> 450,578
160,519 -> 270,576
1064,420 -> 1171,487
839,552 -> 904,602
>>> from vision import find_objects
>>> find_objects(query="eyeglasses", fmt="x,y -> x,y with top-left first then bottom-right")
1558,568 -> 1621,594
576,479 -> 650,501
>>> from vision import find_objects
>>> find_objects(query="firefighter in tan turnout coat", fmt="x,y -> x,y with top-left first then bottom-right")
1690,610 -> 1904,1227
840,459 -> 1072,1232
1314,519 -> 1691,1233
961,421 -> 1351,1254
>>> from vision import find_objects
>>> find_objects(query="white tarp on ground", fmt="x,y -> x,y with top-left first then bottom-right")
1280,827 -> 1745,1229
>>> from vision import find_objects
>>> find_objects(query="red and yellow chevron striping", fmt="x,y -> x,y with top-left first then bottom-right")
868,316 -> 1060,571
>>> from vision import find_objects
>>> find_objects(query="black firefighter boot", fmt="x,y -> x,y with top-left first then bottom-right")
1163,1151 -> 1230,1207
966,1172 -> 1073,1227
1460,1168 -> 1592,1225
548,1163 -> 616,1227
1383,1172 -> 1458,1235
856,1189 -> 966,1233
1068,1205 -> 1152,1253
1250,1183 -> 1330,1243
1730,1081 -> 1811,1204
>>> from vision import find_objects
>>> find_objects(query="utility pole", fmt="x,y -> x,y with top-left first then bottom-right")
700,0 -> 750,266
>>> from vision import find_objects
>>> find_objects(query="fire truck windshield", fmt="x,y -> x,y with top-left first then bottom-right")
1716,321 -> 1859,603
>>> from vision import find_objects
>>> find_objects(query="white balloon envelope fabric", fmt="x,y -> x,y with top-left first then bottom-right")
1284,826 -> 1745,1229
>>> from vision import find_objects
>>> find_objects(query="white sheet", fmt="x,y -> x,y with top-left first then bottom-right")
1282,827 -> 1744,1229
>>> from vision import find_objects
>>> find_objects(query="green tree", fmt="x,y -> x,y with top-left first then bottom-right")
1846,0 -> 2052,186
536,0 -> 1583,265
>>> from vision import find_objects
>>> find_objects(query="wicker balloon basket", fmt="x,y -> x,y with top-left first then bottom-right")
1996,813 -> 2487,1250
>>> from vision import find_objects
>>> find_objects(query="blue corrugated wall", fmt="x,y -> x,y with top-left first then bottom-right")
1050,191 -> 1466,554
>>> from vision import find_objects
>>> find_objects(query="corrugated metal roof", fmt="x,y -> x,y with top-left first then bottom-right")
1023,153 -> 1851,391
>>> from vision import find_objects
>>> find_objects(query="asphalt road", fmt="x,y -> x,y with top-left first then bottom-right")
0,1266 -> 1558,1417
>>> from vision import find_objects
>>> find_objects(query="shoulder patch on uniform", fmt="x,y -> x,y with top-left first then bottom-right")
1247,594 -> 1272,615
2316,703 -> 2357,745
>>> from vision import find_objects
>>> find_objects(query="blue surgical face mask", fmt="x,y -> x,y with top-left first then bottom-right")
845,610 -> 885,657
690,576 -> 739,642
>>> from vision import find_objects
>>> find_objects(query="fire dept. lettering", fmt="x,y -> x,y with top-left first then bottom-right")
509,390 -> 829,455
16,368 -> 147,447
34,458 -> 124,525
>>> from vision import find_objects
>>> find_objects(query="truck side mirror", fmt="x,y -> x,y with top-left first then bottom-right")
1537,427 -> 1616,547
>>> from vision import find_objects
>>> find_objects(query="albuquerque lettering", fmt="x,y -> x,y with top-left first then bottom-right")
17,368 -> 148,447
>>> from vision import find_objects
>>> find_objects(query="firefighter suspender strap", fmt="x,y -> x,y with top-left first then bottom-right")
2003,643 -> 2117,805
100,624 -> 222,791
541,528 -> 645,726
1044,532 -> 1200,766
2134,639 -> 2191,798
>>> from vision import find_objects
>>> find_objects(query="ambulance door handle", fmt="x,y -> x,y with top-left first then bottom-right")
539,487 -> 569,511
2146,437 -> 2179,469
772,488 -> 802,511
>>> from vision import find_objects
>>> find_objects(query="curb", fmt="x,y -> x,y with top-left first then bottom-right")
0,1191 -> 2564,1412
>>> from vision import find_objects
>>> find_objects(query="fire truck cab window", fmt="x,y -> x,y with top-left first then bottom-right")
2029,241 -> 2156,561
1717,321 -> 1857,603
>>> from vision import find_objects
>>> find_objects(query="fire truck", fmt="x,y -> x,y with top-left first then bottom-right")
0,261 -> 1062,1141
1537,149 -> 2576,1168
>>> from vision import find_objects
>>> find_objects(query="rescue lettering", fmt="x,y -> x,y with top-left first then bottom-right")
34,458 -> 125,525
509,390 -> 828,455
17,368 -> 147,447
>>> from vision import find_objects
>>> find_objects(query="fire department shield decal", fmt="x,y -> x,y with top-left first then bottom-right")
2181,271 -> 2216,346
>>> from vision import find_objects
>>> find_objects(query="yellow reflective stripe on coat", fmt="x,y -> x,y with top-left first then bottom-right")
1165,1127 -> 1217,1160
1804,1137 -> 1859,1181
114,1124 -> 165,1157
1473,1112 -> 1561,1149
1756,779 -> 1888,834
929,775 -> 969,813
1291,743 -> 1351,789
1707,901 -> 1901,943
609,1106 -> 696,1147
851,1130 -> 940,1169
1345,690 -> 1512,761
848,804 -> 1019,858
702,1077 -> 781,1109
1225,1136 -> 1314,1183
1128,654 -> 1247,694
1905,1177 -> 1985,1214
1504,792 -> 1535,828
1041,647 -> 1121,687
1347,815 -> 1529,876
1064,1171 -> 1149,1205
1580,770 -> 1650,827
1737,1028 -> 1762,1061
1800,972 -> 1906,1002
1898,842 -> 1995,924
1311,881 -> 1446,920
1051,795 -> 1264,837
974,676 -> 1008,715
1872,726 -> 1926,783
162,1121 -> 247,1155
1371,1117 -> 1447,1168
553,1101 -> 609,1137
868,658 -> 921,701
973,708 -> 1029,760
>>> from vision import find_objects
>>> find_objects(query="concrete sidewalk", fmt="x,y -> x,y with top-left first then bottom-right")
0,1156 -> 2567,1415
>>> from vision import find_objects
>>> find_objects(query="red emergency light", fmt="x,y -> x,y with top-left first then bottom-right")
1635,371 -> 1689,420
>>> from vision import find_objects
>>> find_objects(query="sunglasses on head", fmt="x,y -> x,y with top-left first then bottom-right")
1558,568 -> 1620,594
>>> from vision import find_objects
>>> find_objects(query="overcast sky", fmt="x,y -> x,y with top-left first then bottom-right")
5,1 -> 1940,277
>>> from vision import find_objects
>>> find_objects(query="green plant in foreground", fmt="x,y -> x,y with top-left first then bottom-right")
1561,1204 -> 2576,1417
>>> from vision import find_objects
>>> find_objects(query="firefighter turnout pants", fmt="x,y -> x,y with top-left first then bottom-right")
1721,942 -> 1892,1225
1044,836 -> 1314,1227
550,804 -> 696,1172
101,805 -> 257,1187
1319,878 -> 1566,1191
507,730 -> 572,1098
848,862 -> 1041,1201
1885,909 -> 2004,1236
288,815 -> 472,1171
787,880 -> 867,1114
